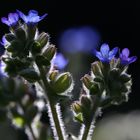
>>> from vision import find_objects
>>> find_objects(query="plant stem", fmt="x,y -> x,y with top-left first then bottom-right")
28,124 -> 37,140
37,66 -> 65,140
18,103 -> 37,140
81,98 -> 100,140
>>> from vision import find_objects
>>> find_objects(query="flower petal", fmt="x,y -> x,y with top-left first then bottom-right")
128,56 -> 137,64
100,43 -> 109,57
122,48 -> 130,57
28,10 -> 38,17
8,13 -> 19,25
52,53 -> 68,69
1,17 -> 10,26
17,10 -> 27,23
95,51 -> 103,59
40,14 -> 48,21
109,47 -> 118,59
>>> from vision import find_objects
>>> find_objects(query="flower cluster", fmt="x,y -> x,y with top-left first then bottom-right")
94,43 -> 137,65
0,9 -> 138,140
1,10 -> 47,27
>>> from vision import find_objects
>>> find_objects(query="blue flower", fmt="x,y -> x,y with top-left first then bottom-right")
1,13 -> 19,26
120,48 -> 137,65
0,36 -> 6,56
0,60 -> 7,78
52,53 -> 68,70
94,43 -> 118,62
17,10 -> 47,24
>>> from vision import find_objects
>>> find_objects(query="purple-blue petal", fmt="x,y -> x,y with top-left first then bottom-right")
95,51 -> 103,60
40,14 -> 48,21
28,10 -> 38,17
128,56 -> 137,64
109,47 -> 118,59
17,10 -> 27,23
100,43 -> 110,57
1,17 -> 10,26
8,13 -> 19,24
122,48 -> 130,57
53,53 -> 68,69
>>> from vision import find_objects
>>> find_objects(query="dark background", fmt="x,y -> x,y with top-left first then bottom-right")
0,0 -> 139,113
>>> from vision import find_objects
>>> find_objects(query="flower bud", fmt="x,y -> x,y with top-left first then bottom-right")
49,70 -> 59,81
31,41 -> 41,55
19,68 -> 40,82
43,45 -> 56,61
5,33 -> 16,42
120,73 -> 131,83
81,74 -> 93,90
91,61 -> 103,77
14,27 -> 26,41
80,95 -> 92,110
37,32 -> 49,48
53,72 -> 73,94
71,101 -> 82,114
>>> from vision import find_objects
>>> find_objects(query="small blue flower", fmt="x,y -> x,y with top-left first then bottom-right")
52,53 -> 68,70
94,43 -> 118,62
0,60 -> 7,78
1,13 -> 19,26
120,48 -> 137,65
0,36 -> 6,56
17,10 -> 47,24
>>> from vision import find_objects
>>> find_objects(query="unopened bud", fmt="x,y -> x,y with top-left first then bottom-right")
14,27 -> 26,41
37,32 -> 49,48
91,61 -> 103,77
80,95 -> 91,109
71,101 -> 82,114
43,45 -> 56,61
49,70 -> 59,81
5,33 -> 16,42
53,72 -> 72,94
120,73 -> 131,83
81,74 -> 93,90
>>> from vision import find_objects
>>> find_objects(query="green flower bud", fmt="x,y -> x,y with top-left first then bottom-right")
14,27 -> 26,42
120,73 -> 131,83
53,72 -> 73,94
71,101 -> 82,114
81,74 -> 93,90
31,41 -> 41,55
80,95 -> 92,110
25,24 -> 37,40
37,32 -> 49,48
35,55 -> 50,66
19,68 -> 40,82
49,70 -> 59,81
43,45 -> 56,61
91,61 -> 103,77
7,40 -> 23,53
5,33 -> 16,42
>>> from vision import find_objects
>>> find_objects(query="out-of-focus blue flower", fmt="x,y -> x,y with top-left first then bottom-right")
0,36 -> 6,56
0,60 -> 7,78
59,27 -> 100,53
1,13 -> 19,26
17,10 -> 47,24
94,43 -> 118,62
52,53 -> 68,70
120,48 -> 137,65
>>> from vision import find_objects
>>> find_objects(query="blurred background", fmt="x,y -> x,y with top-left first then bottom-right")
0,0 -> 140,140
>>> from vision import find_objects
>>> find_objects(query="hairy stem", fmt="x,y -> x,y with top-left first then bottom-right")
81,98 -> 100,140
28,124 -> 37,140
37,65 -> 65,140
